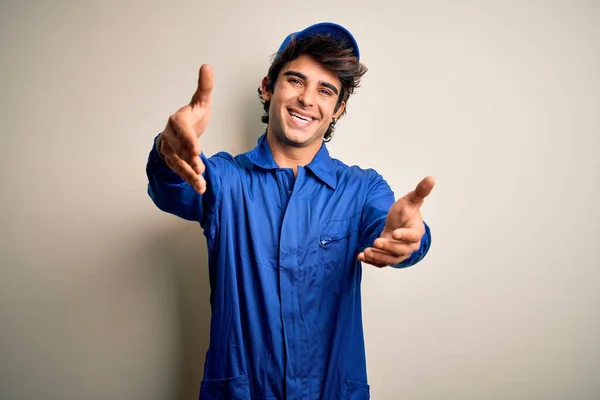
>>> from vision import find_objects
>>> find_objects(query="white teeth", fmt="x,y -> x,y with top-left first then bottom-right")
290,111 -> 313,122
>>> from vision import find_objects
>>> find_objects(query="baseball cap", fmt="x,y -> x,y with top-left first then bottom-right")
276,22 -> 360,61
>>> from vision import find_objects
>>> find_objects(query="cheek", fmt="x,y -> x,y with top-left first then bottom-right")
274,85 -> 296,102
325,95 -> 341,111
268,95 -> 284,117
321,102 -> 337,120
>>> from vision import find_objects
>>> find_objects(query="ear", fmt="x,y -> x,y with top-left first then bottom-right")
333,101 -> 346,120
260,76 -> 272,101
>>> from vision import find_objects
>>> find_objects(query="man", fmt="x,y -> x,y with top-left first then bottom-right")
146,22 -> 434,400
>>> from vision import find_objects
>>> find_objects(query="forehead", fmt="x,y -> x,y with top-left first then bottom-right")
280,54 -> 341,88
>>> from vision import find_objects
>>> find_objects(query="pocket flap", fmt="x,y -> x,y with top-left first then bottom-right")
200,374 -> 250,400
346,379 -> 370,399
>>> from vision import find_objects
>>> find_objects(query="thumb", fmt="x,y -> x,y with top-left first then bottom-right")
190,64 -> 214,107
407,176 -> 435,204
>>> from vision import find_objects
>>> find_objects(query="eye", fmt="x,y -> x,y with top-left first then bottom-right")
319,89 -> 334,97
288,78 -> 303,86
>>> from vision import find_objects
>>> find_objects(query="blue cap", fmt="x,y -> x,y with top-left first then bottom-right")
276,22 -> 360,60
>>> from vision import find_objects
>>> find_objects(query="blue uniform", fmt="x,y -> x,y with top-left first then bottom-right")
146,133 -> 431,399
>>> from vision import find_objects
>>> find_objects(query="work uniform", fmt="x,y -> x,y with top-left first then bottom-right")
146,133 -> 431,400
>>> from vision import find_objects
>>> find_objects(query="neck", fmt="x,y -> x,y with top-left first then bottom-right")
266,132 -> 321,176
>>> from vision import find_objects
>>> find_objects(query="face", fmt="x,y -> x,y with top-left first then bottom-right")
261,54 -> 346,149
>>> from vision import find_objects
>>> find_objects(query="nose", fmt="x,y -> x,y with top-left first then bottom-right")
298,87 -> 316,107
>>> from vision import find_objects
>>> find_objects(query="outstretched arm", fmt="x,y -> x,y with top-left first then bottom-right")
146,64 -> 222,226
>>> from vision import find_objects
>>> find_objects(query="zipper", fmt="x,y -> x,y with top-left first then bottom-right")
320,234 -> 349,247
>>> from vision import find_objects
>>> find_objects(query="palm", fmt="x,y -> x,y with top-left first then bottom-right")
357,176 -> 435,268
384,176 -> 434,237
174,103 -> 211,139
192,105 -> 211,137
383,197 -> 423,236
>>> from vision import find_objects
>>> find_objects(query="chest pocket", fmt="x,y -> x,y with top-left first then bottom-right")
319,213 -> 360,296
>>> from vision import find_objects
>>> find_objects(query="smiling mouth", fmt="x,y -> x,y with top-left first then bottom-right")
288,109 -> 315,126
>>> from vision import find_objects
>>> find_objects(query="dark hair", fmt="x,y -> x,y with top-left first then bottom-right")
257,34 -> 368,141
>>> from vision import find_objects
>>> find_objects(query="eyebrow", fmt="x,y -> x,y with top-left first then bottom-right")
283,70 -> 340,96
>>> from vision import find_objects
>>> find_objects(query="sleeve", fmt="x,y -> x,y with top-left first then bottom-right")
358,170 -> 432,269
145,134 -> 222,230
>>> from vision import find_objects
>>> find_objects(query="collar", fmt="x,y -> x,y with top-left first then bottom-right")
244,133 -> 337,189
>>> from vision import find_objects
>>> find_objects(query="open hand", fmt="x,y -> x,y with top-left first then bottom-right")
358,176 -> 435,267
158,64 -> 214,194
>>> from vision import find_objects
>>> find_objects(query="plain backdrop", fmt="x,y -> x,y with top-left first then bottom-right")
1,0 -> 599,399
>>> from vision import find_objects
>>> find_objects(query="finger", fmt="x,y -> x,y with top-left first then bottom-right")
191,64 -> 214,108
176,134 -> 203,175
166,115 -> 191,151
373,237 -> 420,256
357,252 -> 388,268
165,117 -> 204,174
390,227 -> 422,243
162,142 -> 206,193
196,175 -> 207,194
363,247 -> 407,267
161,140 -> 195,178
407,176 -> 435,204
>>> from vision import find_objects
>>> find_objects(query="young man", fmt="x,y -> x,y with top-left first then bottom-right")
146,22 -> 434,400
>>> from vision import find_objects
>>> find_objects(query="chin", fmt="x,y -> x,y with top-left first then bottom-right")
288,132 -> 323,148
284,130 -> 314,145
